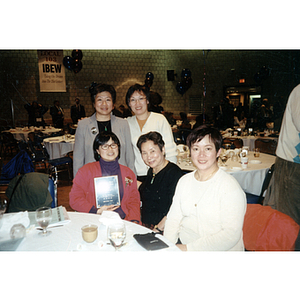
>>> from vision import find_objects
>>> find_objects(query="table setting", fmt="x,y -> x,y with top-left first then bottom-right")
0,206 -> 179,252
43,134 -> 75,159
3,126 -> 62,142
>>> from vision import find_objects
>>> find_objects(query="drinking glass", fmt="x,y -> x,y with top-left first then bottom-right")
219,154 -> 228,166
107,222 -> 126,251
254,148 -> 260,158
0,198 -> 8,229
35,207 -> 52,236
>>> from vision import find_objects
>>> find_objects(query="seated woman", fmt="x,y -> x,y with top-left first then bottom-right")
164,124 -> 246,251
137,131 -> 184,232
69,131 -> 141,223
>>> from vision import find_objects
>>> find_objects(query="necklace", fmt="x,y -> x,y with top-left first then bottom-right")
196,167 -> 218,182
151,160 -> 168,184
97,120 -> 110,132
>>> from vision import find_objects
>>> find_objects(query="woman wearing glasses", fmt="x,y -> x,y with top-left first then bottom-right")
73,83 -> 136,177
69,131 -> 141,223
125,84 -> 177,183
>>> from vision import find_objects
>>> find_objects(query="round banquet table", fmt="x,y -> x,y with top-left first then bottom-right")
43,135 -> 75,159
223,136 -> 278,151
178,151 -> 276,196
0,212 -> 179,252
3,127 -> 62,142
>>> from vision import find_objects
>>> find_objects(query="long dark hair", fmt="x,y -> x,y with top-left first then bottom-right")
93,131 -> 121,160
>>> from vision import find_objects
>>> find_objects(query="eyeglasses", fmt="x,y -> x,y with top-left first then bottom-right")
129,97 -> 147,104
100,143 -> 118,150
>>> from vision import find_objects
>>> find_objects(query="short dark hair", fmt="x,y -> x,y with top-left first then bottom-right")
89,83 -> 116,105
125,83 -> 150,110
93,131 -> 121,160
137,131 -> 165,153
186,124 -> 222,153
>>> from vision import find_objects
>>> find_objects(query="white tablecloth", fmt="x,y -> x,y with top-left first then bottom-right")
225,136 -> 278,151
43,135 -> 75,159
3,127 -> 62,142
0,211 -> 179,252
178,151 -> 276,196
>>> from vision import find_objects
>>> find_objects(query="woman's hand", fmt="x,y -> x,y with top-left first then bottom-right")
97,205 -> 120,215
176,244 -> 187,251
153,216 -> 167,233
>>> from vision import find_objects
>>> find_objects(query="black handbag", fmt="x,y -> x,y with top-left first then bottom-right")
133,232 -> 169,251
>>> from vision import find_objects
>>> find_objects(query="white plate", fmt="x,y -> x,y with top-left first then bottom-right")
230,167 -> 243,172
249,160 -> 262,164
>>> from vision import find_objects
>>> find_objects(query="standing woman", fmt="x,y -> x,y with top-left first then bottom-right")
137,131 -> 184,232
73,83 -> 136,177
125,84 -> 177,183
164,125 -> 246,251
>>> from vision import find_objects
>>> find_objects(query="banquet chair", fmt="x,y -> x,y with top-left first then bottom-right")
27,132 -> 73,183
222,138 -> 243,149
1,132 -> 19,160
254,138 -> 277,155
245,163 -> 275,204
48,175 -> 57,208
243,204 -> 300,251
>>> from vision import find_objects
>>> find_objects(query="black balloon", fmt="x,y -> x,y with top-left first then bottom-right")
63,56 -> 75,71
145,78 -> 153,88
181,68 -> 191,79
146,72 -> 154,80
182,77 -> 193,90
72,49 -> 83,60
73,59 -> 83,74
176,82 -> 186,95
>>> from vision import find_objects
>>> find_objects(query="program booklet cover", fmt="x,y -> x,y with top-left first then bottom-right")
94,175 -> 120,208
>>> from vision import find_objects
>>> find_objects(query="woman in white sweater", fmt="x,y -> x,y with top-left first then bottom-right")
125,84 -> 177,183
164,124 -> 247,251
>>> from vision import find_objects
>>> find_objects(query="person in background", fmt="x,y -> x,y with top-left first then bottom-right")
125,83 -> 177,183
263,85 -> 300,226
24,101 -> 48,127
118,104 -> 132,118
50,100 -> 64,128
179,112 -> 191,130
137,131 -> 184,233
73,83 -> 135,177
164,124 -> 246,251
71,98 -> 86,124
149,91 -> 164,113
69,132 -> 140,223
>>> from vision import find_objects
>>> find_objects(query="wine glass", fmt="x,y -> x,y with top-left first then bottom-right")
35,207 -> 52,236
107,222 -> 126,251
219,154 -> 228,166
0,198 -> 8,229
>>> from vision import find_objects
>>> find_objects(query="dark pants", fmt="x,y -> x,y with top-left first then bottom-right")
264,156 -> 300,225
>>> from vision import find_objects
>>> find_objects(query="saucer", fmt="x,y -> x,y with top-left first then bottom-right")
249,160 -> 262,164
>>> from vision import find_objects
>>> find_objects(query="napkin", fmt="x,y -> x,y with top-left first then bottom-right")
99,211 -> 122,225
0,211 -> 30,233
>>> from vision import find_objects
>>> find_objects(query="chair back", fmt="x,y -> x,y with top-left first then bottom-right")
48,176 -> 57,208
254,138 -> 277,155
222,138 -> 243,149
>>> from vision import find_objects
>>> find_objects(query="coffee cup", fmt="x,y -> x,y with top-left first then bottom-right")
81,224 -> 98,243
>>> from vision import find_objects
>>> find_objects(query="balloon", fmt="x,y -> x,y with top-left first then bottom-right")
63,56 -> 75,71
176,82 -> 186,95
181,68 -> 191,79
73,59 -> 83,74
182,77 -> 193,90
145,78 -> 153,88
72,49 -> 83,60
146,72 -> 154,80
